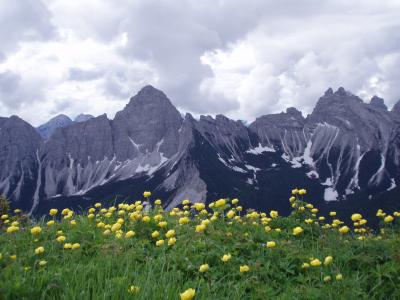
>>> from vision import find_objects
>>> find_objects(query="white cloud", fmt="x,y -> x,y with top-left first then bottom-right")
0,0 -> 400,126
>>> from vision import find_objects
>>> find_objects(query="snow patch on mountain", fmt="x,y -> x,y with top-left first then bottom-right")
246,143 -> 276,154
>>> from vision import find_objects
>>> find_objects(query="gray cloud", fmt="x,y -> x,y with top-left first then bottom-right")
0,0 -> 55,57
68,68 -> 103,81
0,70 -> 45,109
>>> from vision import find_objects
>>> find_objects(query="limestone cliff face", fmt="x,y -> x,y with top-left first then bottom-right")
1,85 -> 399,215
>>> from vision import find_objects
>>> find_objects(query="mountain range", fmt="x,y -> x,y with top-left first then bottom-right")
1,85 -> 399,220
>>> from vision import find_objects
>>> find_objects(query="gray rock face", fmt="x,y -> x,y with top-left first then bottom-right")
36,114 -> 73,139
0,116 -> 42,208
112,85 -> 183,161
74,114 -> 94,123
28,85 -> 184,211
249,107 -> 307,157
248,87 -> 399,200
370,96 -> 387,111
1,85 -> 399,214
392,100 -> 400,114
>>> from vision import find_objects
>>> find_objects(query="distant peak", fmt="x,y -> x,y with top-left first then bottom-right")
392,100 -> 400,113
74,114 -> 94,123
45,114 -> 72,124
370,95 -> 387,111
138,85 -> 164,96
335,87 -> 347,96
286,107 -> 302,116
324,87 -> 333,96
127,85 -> 170,106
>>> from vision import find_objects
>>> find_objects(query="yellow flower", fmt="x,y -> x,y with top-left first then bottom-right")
310,259 -> 322,267
359,219 -> 367,225
336,273 -> 343,281
384,215 -> 394,223
47,220 -> 55,226
6,226 -> 19,233
195,224 -> 206,233
56,235 -> 66,243
156,239 -> 164,246
128,285 -> 140,294
232,198 -> 239,205
339,226 -> 350,234
292,188 -> 299,195
165,229 -> 176,238
158,221 -> 168,228
201,219 -> 210,226
143,191 -> 151,198
182,199 -> 190,205
221,253 -> 232,262
10,254 -> 17,260
61,208 -> 70,215
324,256 -> 333,266
39,260 -> 47,267
125,231 -> 135,238
270,210 -> 279,218
155,199 -> 162,205
14,209 -> 22,213
103,229 -> 111,236
194,203 -> 205,211
298,189 -> 306,195
142,215 -> 151,222
305,219 -> 313,224
240,265 -> 250,273
301,262 -> 310,269
49,209 -> 58,216
180,288 -> 195,300
266,241 -> 276,248
168,237 -> 177,246
64,243 -> 72,249
94,203 -> 102,208
293,227 -> 304,236
31,226 -> 42,235
329,211 -> 337,217
311,208 -> 318,214
215,199 -> 226,208
226,210 -> 235,218
34,246 -> 45,255
199,263 -> 209,273
351,213 -> 362,222
178,217 -> 189,225
324,275 -> 331,282
111,223 -> 122,232
71,243 -> 81,250
151,231 -> 160,238
70,220 -> 77,226
87,213 -> 95,219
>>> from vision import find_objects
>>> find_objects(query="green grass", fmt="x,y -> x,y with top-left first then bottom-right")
1,194 -> 400,300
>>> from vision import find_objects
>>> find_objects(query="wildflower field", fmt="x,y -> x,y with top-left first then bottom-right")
1,189 -> 400,299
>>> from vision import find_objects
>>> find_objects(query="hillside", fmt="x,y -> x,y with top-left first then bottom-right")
1,190 -> 400,299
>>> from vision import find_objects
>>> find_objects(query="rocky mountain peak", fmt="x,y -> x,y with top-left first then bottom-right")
112,85 -> 183,160
74,114 -> 94,123
286,107 -> 302,117
369,96 -> 387,111
391,100 -> 400,113
324,87 -> 334,96
36,114 -> 73,139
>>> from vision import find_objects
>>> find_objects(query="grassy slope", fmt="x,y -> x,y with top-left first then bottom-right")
1,194 -> 400,300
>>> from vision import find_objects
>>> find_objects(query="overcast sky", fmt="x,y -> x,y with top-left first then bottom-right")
0,0 -> 400,126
